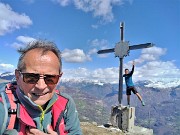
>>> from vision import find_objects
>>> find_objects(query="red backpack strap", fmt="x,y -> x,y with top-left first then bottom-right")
6,83 -> 17,129
52,92 -> 68,134
0,97 -> 2,102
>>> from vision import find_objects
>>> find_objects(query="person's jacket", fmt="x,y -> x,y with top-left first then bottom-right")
0,83 -> 82,135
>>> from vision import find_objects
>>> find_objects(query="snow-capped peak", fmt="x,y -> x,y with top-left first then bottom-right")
144,79 -> 180,89
0,72 -> 14,77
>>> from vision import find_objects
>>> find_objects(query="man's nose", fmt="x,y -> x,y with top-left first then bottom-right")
35,77 -> 47,89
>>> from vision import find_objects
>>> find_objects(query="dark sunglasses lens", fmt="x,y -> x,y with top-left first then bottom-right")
23,73 -> 39,84
44,75 -> 59,84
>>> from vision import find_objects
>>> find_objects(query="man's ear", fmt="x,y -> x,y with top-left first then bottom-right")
15,69 -> 20,81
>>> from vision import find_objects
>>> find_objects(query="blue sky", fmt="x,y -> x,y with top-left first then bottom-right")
0,0 -> 180,84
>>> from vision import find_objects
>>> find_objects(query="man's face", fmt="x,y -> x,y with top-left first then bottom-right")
15,49 -> 61,107
125,69 -> 129,74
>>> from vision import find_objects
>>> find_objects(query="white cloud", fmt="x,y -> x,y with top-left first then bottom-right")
132,46 -> 167,65
62,59 -> 180,85
141,46 -> 166,60
74,0 -> 124,23
55,0 -> 71,6
0,2 -> 32,36
11,36 -> 36,49
88,39 -> 112,57
62,49 -> 91,63
91,24 -> 99,29
16,36 -> 36,44
63,67 -> 89,77
0,63 -> 15,74
142,46 -> 166,55
11,42 -> 24,49
55,0 -> 127,23
91,67 -> 118,80
88,48 -> 98,55
62,67 -> 119,83
135,61 -> 179,79
61,39 -> 111,63
123,46 -> 180,83
90,39 -> 109,48
62,46 -> 180,85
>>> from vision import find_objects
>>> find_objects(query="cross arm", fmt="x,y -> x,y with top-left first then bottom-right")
129,43 -> 154,50
97,48 -> 115,54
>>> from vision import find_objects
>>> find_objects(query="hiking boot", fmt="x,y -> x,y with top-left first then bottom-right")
141,101 -> 145,106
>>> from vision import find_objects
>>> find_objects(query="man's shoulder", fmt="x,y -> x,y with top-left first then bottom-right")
59,92 -> 72,100
58,92 -> 77,115
58,92 -> 75,106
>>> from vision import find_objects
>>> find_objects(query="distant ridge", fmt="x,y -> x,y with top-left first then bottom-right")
0,72 -> 180,89
0,72 -> 15,81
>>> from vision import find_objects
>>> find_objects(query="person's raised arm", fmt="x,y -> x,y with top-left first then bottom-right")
129,61 -> 135,75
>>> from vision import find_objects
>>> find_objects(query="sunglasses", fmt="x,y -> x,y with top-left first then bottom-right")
18,71 -> 62,85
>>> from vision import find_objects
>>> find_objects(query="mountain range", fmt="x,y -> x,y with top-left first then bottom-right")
0,72 -> 180,135
1,72 -> 180,89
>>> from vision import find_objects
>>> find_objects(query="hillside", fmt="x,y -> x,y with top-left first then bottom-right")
59,81 -> 180,135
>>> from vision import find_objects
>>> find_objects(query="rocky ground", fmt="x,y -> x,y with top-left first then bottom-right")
81,122 -> 124,135
80,122 -> 153,135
